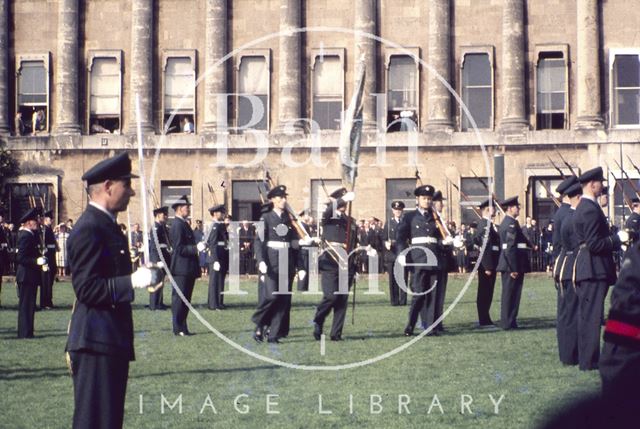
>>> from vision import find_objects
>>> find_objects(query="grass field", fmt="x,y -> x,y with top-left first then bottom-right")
0,273 -> 602,428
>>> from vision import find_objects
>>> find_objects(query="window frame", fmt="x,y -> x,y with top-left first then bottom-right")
459,46 -> 495,132
534,44 -> 569,130
384,47 -> 421,132
235,49 -> 271,133
162,49 -> 197,134
86,50 -> 123,135
609,48 -> 640,129
15,52 -> 51,134
310,48 -> 345,132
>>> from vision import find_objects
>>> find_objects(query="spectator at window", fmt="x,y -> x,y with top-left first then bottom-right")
182,116 -> 194,134
91,122 -> 111,134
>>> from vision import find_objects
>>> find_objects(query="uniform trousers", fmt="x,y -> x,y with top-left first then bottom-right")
476,268 -> 496,325
69,350 -> 129,429
17,280 -> 37,338
406,269 -> 438,332
251,273 -> 292,339
386,261 -> 407,306
557,280 -> 579,365
207,265 -> 227,309
575,280 -> 607,370
500,272 -> 524,330
313,269 -> 352,338
171,275 -> 196,334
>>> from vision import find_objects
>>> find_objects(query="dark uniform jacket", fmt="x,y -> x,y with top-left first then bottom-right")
573,197 -> 620,284
149,220 -> 171,265
396,208 -> 441,271
255,209 -> 300,276
382,217 -> 402,264
319,204 -> 358,271
473,217 -> 501,271
16,229 -> 41,285
497,215 -> 531,273
552,203 -> 572,260
558,209 -> 580,282
624,212 -> 640,243
206,221 -> 229,265
44,225 -> 57,271
169,216 -> 201,278
0,225 -> 9,275
66,205 -> 135,360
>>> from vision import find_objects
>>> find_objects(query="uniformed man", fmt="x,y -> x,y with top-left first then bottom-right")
496,196 -> 531,330
573,167 -> 622,371
472,198 -> 501,327
148,206 -> 171,311
623,197 -> 640,247
312,187 -> 357,341
251,185 -> 306,343
206,204 -> 229,310
66,152 -> 162,428
169,195 -> 204,336
239,220 -> 255,275
0,212 -> 9,307
397,184 -> 446,336
296,211 -> 313,292
16,207 -> 46,338
555,181 -> 582,365
599,240 -> 640,425
383,201 -> 407,306
40,210 -> 57,309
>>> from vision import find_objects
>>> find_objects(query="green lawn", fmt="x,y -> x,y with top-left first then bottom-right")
0,273 -> 601,428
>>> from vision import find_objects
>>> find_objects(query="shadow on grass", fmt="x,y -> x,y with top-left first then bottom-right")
132,364 -> 281,378
0,366 -> 69,380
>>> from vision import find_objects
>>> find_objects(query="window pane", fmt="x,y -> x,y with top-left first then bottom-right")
538,57 -> 565,93
462,54 -> 491,86
238,94 -> 268,130
388,56 -> 417,109
90,58 -> 119,115
462,87 -> 491,130
239,57 -> 269,94
616,88 -> 640,125
313,56 -> 341,96
312,99 -> 342,130
18,61 -> 46,105
615,55 -> 640,88
165,57 -> 194,112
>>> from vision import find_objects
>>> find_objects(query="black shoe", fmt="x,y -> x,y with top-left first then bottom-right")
404,327 -> 413,336
219,304 -> 227,310
330,335 -> 342,341
313,323 -> 322,341
253,329 -> 264,342
267,337 -> 280,344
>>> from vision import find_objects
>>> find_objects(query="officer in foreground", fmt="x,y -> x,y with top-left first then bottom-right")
65,152 -> 162,428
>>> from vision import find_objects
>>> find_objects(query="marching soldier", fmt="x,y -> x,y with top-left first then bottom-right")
472,198 -> 501,327
397,185 -> 446,336
169,195 -> 205,336
312,187 -> 357,341
65,152 -> 162,428
148,206 -> 171,311
573,167 -> 622,371
251,185 -> 306,343
383,201 -> 407,306
16,208 -> 46,338
496,196 -> 531,330
430,190 -> 452,332
555,181 -> 582,365
40,210 -> 57,309
206,204 -> 229,310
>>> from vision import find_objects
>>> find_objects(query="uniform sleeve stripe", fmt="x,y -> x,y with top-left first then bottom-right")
604,319 -> 640,341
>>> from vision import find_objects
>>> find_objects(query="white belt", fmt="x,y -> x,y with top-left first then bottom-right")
217,241 -> 226,246
46,245 -> 56,249
411,237 -> 438,245
159,244 -> 169,249
517,243 -> 528,249
492,246 -> 499,251
327,241 -> 346,248
0,243 -> 7,248
267,241 -> 290,249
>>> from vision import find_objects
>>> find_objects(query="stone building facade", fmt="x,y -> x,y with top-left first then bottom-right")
2,0 -> 640,229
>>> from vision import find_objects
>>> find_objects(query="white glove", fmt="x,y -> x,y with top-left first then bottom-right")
197,242 -> 207,252
213,261 -> 221,272
342,191 -> 355,202
385,241 -> 391,251
298,270 -> 307,281
258,261 -> 268,274
442,236 -> 454,246
131,267 -> 153,289
366,247 -> 378,257
36,256 -> 48,266
617,230 -> 630,243
397,255 -> 406,266
299,236 -> 313,246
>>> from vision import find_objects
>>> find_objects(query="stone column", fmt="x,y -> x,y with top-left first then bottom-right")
0,0 -> 9,135
127,0 -> 154,134
576,0 -> 603,129
53,0 -> 81,135
275,0 -> 302,133
499,0 -> 528,132
425,0 -> 453,131
355,0 -> 377,131
202,0 -> 228,133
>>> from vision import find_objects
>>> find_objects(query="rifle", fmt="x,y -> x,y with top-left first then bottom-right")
470,169 -> 507,216
415,169 -> 451,240
557,151 -> 578,176
548,156 -> 567,179
613,159 -> 640,200
446,177 -> 482,219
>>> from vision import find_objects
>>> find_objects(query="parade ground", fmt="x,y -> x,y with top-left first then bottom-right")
0,274 -> 601,428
